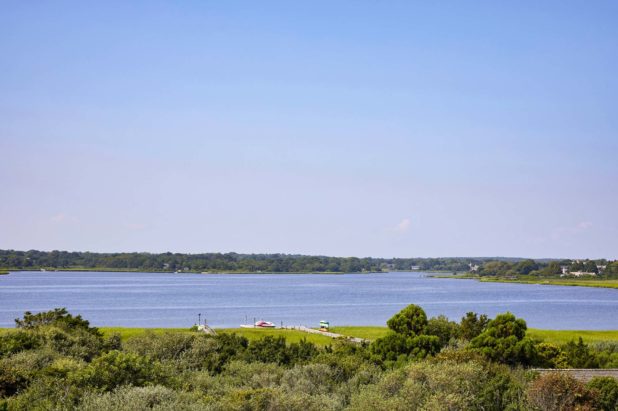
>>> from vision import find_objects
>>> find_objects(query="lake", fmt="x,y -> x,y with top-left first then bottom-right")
0,271 -> 617,329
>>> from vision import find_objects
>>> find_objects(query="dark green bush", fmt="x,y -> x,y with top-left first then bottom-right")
587,376 -> 618,411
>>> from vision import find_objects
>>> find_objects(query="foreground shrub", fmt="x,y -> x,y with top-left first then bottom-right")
35,326 -> 104,361
71,350 -> 167,391
587,376 -> 618,411
78,385 -> 206,411
15,308 -> 100,337
0,348 -> 59,397
0,331 -> 41,358
280,363 -> 338,395
349,360 -> 527,410
527,372 -> 597,411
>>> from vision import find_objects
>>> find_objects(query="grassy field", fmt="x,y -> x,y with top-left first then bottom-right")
475,277 -> 618,289
330,326 -> 390,340
326,326 -> 618,345
3,326 -> 617,346
528,329 -> 618,344
217,328 -> 336,345
99,327 -> 193,340
96,327 -> 334,345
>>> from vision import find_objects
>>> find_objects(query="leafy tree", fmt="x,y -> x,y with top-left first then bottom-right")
369,332 -> 409,363
562,337 -> 598,368
470,312 -> 536,365
15,308 -> 100,337
460,312 -> 490,341
426,315 -> 460,347
386,304 -> 428,337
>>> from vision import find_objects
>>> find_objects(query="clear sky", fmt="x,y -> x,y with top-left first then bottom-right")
1,1 -> 617,259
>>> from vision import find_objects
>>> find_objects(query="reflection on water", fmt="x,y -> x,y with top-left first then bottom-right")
1,271 -> 617,329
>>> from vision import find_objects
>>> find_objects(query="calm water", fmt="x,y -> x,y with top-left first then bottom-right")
0,271 -> 617,329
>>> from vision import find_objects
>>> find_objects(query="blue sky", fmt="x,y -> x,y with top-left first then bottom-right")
1,1 -> 617,258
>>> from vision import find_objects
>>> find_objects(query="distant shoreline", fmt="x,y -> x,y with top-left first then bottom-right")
431,273 -> 618,289
0,268 -> 403,275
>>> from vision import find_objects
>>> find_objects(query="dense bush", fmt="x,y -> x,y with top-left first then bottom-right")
526,372 -> 598,410
587,376 -> 618,411
371,305 -> 441,365
470,312 -> 537,365
2,307 -> 617,410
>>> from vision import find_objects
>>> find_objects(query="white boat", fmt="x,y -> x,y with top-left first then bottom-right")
240,320 -> 276,328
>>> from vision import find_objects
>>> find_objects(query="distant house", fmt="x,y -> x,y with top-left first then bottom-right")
468,263 -> 479,272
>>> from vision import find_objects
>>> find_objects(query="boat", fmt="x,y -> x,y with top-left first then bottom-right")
240,320 -> 276,328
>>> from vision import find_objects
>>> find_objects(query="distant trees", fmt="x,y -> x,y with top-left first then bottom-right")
0,249 -> 492,274
474,258 -> 616,278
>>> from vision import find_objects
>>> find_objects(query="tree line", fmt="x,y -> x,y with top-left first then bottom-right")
1,249 -> 481,273
474,258 -> 618,278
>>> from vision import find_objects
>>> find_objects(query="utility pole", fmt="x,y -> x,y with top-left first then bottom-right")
198,313 -> 201,326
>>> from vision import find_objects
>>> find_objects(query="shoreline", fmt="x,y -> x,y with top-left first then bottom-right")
0,268 -> 396,275
430,273 -> 618,289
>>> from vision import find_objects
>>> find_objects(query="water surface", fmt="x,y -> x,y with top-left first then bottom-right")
0,271 -> 616,329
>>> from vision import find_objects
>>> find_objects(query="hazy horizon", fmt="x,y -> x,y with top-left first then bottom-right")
2,2 -> 617,259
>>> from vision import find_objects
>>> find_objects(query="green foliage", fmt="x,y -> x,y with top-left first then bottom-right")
71,350 -> 166,391
36,326 -> 105,361
538,261 -> 563,277
513,259 -> 539,275
386,304 -> 427,336
0,248 -> 484,273
604,261 -> 618,277
426,314 -> 460,347
243,336 -> 319,366
460,311 -> 490,340
562,337 -> 599,368
3,307 -> 617,410
534,342 -> 568,368
348,360 -> 528,410
370,332 -> 440,365
470,312 -> 537,365
0,330 -> 41,358
78,385 -> 207,411
15,308 -> 100,337
587,376 -> 618,411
